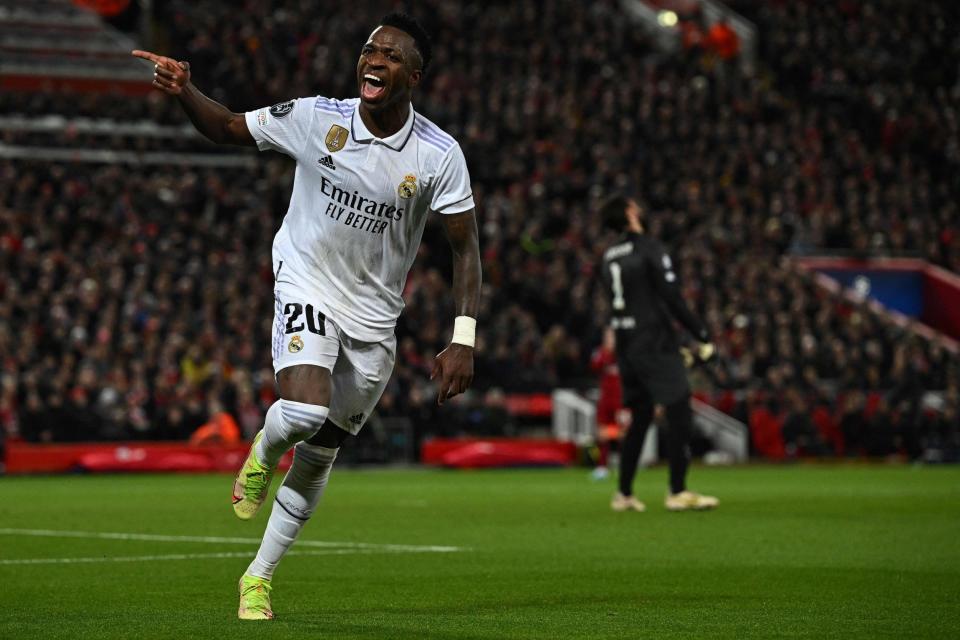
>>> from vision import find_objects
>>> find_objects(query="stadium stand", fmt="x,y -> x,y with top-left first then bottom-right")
728,0 -> 959,269
1,0 -> 957,462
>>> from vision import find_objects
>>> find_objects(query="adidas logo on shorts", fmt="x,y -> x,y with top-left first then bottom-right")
348,413 -> 364,425
318,155 -> 336,170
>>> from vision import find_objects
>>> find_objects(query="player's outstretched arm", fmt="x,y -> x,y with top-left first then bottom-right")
647,244 -> 709,342
646,244 -> 716,363
131,50 -> 255,147
431,209 -> 481,405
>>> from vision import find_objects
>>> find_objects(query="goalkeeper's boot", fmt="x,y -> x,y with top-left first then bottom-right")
665,490 -> 719,511
611,492 -> 646,512
232,430 -> 275,520
238,574 -> 274,620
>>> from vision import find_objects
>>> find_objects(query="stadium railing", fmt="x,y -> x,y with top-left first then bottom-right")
690,397 -> 749,462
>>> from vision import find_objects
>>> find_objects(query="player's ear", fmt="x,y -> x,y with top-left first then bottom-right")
408,68 -> 422,89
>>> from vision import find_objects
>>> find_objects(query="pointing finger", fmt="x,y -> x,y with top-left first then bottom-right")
132,49 -> 162,63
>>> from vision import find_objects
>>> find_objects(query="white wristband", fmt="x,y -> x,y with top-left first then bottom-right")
451,316 -> 477,348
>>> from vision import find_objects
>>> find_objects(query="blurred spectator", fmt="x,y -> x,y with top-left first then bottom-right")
839,392 -> 868,456
781,387 -> 827,457
590,328 -> 624,475
705,17 -> 740,61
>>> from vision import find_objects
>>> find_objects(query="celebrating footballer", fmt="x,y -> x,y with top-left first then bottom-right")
134,13 -> 481,620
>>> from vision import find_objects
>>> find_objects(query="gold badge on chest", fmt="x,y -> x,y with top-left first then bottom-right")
398,173 -> 417,199
325,125 -> 349,153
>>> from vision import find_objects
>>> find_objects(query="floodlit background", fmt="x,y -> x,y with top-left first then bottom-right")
0,2 -> 959,637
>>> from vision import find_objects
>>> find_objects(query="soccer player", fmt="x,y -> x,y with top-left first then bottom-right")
133,13 -> 481,620
598,195 -> 718,513
589,327 -> 625,480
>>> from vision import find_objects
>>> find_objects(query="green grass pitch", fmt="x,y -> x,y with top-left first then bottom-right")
1,465 -> 958,639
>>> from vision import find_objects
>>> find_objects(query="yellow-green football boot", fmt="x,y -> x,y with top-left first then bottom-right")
232,431 -> 275,520
238,574 -> 274,620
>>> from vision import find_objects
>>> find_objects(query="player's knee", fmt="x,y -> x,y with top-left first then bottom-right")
629,402 -> 655,427
306,420 -> 351,449
665,397 -> 691,422
278,399 -> 329,441
664,398 -> 693,438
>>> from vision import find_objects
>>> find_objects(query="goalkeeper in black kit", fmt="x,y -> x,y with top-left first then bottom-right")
598,195 -> 719,512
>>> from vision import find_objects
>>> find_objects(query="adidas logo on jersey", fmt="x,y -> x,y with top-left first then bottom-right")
348,413 -> 364,426
318,155 -> 337,170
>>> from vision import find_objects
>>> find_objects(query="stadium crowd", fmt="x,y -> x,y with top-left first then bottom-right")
728,0 -> 960,268
1,0 -> 957,459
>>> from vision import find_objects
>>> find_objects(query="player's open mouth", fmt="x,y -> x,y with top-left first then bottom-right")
362,74 -> 386,100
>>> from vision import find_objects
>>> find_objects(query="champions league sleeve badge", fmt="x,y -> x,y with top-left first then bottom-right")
269,100 -> 296,118
398,174 -> 417,199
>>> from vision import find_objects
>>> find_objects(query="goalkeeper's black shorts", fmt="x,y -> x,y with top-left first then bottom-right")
616,348 -> 690,407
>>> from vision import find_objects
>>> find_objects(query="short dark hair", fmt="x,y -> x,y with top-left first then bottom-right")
380,12 -> 432,72
599,194 -> 629,232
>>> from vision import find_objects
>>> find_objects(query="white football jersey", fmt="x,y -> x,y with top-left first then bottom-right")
245,96 -> 474,342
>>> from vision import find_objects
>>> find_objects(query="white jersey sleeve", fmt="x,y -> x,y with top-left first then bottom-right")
244,98 -> 316,159
430,143 -> 475,214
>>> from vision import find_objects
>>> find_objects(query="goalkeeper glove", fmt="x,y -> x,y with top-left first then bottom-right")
681,342 -> 717,368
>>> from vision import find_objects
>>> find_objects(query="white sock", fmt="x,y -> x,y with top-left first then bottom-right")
246,442 -> 338,580
255,399 -> 329,468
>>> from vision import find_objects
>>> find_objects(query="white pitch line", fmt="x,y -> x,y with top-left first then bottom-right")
0,548 -> 419,567
0,551 -> 256,566
0,527 -> 466,553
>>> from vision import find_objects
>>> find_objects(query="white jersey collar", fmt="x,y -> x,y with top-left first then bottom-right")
351,105 -> 415,151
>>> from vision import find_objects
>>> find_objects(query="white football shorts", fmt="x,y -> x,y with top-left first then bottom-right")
271,285 -> 396,435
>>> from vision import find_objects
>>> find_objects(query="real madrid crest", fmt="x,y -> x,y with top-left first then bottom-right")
325,125 -> 349,153
398,174 -> 417,199
288,335 -> 304,353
